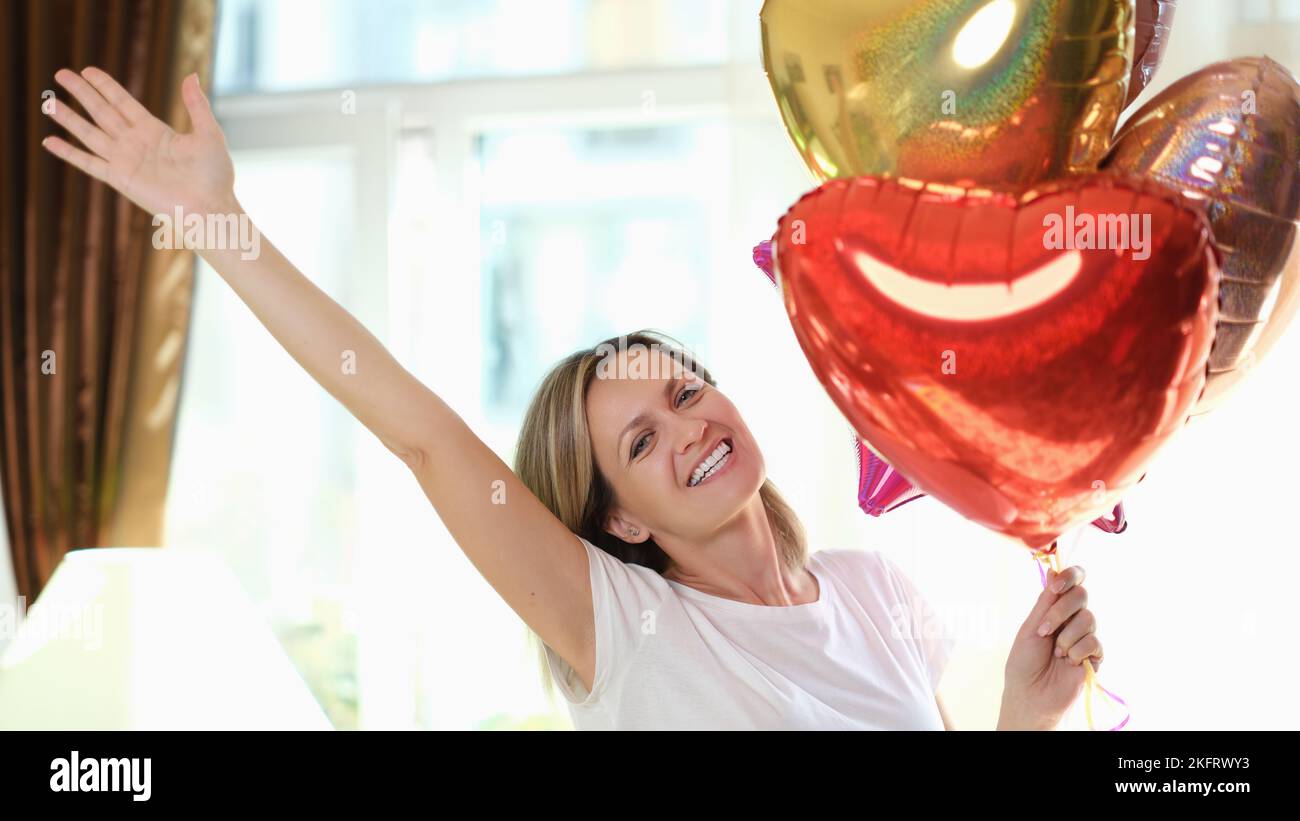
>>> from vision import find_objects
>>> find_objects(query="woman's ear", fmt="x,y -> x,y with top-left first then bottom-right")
604,512 -> 647,543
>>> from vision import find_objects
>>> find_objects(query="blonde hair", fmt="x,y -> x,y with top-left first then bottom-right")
512,329 -> 808,701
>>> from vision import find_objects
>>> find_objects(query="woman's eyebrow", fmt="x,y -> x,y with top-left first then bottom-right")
618,376 -> 682,465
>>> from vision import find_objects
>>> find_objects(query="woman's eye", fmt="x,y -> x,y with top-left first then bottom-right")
631,385 -> 702,459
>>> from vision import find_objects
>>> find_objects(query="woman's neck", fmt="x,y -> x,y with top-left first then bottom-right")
659,497 -> 813,606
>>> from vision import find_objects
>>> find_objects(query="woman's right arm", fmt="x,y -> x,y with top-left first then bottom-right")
41,67 -> 598,691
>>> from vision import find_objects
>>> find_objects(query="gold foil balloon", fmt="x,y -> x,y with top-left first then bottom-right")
1125,0 -> 1177,110
759,0 -> 1134,188
1103,57 -> 1300,414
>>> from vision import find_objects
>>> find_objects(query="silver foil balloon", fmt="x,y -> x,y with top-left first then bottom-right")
1104,56 -> 1300,414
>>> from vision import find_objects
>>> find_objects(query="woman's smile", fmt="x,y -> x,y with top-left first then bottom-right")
687,437 -> 737,488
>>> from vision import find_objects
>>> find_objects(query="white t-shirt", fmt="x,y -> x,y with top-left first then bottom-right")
543,534 -> 957,730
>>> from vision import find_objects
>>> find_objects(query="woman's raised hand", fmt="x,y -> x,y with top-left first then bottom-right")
42,67 -> 236,217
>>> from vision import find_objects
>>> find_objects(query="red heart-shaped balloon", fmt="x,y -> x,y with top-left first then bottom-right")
772,175 -> 1219,549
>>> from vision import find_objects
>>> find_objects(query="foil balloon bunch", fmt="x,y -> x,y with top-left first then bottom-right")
752,0 -> 1300,730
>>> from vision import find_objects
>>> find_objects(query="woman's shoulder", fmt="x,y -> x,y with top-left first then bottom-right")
811,547 -> 916,605
814,546 -> 923,577
810,546 -> 887,576
574,533 -> 674,600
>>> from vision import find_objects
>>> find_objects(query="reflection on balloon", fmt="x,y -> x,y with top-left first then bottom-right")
1104,56 -> 1300,414
759,0 -> 1133,188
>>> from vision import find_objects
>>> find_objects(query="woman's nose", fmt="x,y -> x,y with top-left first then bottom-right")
678,419 -> 708,454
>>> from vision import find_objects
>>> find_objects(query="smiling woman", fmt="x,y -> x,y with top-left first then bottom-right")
510,329 -> 959,729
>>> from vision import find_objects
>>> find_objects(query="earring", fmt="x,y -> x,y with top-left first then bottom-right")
629,528 -> 639,537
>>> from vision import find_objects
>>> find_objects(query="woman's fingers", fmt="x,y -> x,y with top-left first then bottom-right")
1049,564 -> 1085,594
1035,584 -> 1088,637
43,95 -> 113,158
1053,607 -> 1097,659
180,73 -> 219,136
1065,632 -> 1103,669
54,68 -> 130,137
81,66 -> 154,127
41,135 -> 111,185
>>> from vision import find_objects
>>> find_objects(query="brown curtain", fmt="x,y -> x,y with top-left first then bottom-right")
0,0 -> 217,603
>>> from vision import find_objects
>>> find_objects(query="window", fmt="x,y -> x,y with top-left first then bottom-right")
477,122 -> 725,422
213,0 -> 728,94
166,147 -> 363,727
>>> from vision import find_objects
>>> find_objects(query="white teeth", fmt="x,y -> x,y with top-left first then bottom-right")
689,442 -> 732,487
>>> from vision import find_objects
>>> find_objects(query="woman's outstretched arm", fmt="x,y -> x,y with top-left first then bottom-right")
41,67 -> 599,692
43,68 -> 431,460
